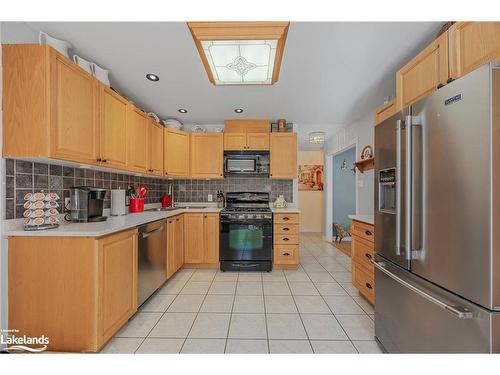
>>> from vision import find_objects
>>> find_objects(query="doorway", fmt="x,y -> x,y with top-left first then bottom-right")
332,146 -> 356,254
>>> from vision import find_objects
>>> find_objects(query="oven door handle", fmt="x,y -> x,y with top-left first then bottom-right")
220,219 -> 273,225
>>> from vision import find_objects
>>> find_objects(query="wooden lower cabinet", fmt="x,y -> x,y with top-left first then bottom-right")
8,229 -> 137,352
166,214 -> 184,279
273,213 -> 300,269
184,213 -> 219,265
350,220 -> 375,305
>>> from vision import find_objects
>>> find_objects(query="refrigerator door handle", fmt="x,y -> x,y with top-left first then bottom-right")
373,260 -> 474,319
395,119 -> 403,255
405,115 -> 413,260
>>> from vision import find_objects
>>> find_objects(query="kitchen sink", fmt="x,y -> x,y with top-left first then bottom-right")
146,207 -> 181,212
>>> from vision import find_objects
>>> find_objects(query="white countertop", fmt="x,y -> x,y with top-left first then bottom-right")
3,202 -> 303,237
348,214 -> 374,225
3,203 -> 221,237
270,205 -> 301,213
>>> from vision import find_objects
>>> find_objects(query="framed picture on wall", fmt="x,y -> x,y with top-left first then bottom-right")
298,165 -> 324,191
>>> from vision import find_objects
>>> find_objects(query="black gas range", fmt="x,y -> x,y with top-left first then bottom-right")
220,192 -> 273,272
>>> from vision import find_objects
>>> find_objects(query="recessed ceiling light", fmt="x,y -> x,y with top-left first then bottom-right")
146,73 -> 159,82
234,108 -> 244,113
178,109 -> 188,114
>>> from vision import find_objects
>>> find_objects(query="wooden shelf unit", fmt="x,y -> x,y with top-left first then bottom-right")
354,157 -> 374,173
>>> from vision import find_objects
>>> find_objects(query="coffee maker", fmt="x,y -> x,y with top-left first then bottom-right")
69,186 -> 107,222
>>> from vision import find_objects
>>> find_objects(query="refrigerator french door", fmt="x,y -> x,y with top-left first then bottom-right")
374,62 -> 500,353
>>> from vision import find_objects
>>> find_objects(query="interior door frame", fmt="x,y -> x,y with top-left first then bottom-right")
324,139 -> 359,242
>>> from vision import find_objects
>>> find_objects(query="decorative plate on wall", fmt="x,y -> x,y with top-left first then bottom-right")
361,145 -> 373,160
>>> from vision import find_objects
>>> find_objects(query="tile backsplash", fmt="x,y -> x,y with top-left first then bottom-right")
4,159 -> 293,219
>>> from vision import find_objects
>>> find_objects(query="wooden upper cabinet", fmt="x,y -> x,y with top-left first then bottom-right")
127,106 -> 149,173
97,229 -> 137,346
190,133 -> 223,179
100,85 -> 129,170
2,44 -> 99,162
270,133 -> 297,179
224,133 -> 247,150
148,120 -> 164,176
164,129 -> 190,177
396,31 -> 449,110
50,51 -> 99,164
247,133 -> 269,150
224,132 -> 269,150
374,99 -> 397,125
184,213 -> 205,264
449,22 -> 500,79
203,213 -> 219,264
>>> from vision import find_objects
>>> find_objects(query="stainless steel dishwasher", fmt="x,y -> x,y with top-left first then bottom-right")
138,220 -> 166,306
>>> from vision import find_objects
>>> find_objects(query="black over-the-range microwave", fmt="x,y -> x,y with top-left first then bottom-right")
223,151 -> 270,177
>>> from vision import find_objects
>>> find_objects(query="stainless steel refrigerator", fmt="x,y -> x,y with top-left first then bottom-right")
374,61 -> 500,353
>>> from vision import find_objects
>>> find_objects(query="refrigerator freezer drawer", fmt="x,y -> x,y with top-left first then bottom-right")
375,259 -> 500,353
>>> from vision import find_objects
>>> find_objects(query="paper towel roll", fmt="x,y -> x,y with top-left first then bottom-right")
111,189 -> 126,216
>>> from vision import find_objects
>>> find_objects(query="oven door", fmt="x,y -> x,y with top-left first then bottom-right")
220,218 -> 273,262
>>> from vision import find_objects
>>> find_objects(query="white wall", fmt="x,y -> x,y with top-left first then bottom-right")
323,111 -> 375,241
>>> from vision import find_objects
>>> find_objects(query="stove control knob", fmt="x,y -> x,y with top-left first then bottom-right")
255,214 -> 262,219
238,214 -> 245,220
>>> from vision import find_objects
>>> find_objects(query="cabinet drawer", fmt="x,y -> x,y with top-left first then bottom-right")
352,236 -> 374,270
274,234 -> 299,245
274,245 -> 299,265
274,223 -> 299,235
351,220 -> 374,243
274,213 -> 299,224
353,262 -> 375,304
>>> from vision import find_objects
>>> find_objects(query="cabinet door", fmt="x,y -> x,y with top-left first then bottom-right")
148,121 -> 164,176
166,218 -> 176,279
98,229 -> 137,345
224,133 -> 247,150
270,133 -> 297,179
100,85 -> 128,169
183,213 -> 205,263
174,215 -> 184,271
50,52 -> 98,164
246,133 -> 270,150
190,133 -> 223,178
127,106 -> 149,173
164,129 -> 190,177
449,22 -> 500,79
203,214 -> 219,264
396,31 -> 449,110
374,99 -> 396,125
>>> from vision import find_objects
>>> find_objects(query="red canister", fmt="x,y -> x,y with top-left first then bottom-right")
161,195 -> 172,207
129,198 -> 144,213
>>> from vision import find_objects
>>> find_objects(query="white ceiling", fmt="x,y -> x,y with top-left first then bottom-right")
2,21 -> 441,148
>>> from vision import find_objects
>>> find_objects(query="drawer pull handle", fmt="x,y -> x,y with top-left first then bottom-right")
283,252 -> 290,256
365,230 -> 372,236
283,217 -> 290,221
365,253 -> 372,260
282,237 -> 289,241
365,283 -> 373,289
283,227 -> 290,231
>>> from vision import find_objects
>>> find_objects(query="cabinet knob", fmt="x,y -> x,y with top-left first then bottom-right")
96,158 -> 102,162
102,159 -> 107,163
282,237 -> 289,241
176,218 -> 179,221
365,253 -> 372,260
283,217 -> 289,221
365,230 -> 372,236
283,227 -> 290,231
165,172 -> 168,175
283,252 -> 290,256
365,283 -> 373,290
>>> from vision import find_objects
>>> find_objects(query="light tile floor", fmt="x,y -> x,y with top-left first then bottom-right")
101,232 -> 383,354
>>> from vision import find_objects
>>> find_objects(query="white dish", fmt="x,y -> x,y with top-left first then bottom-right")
162,119 -> 183,129
39,31 -> 72,57
192,125 -> 206,133
91,62 -> 110,86
72,54 -> 93,74
147,112 -> 160,123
